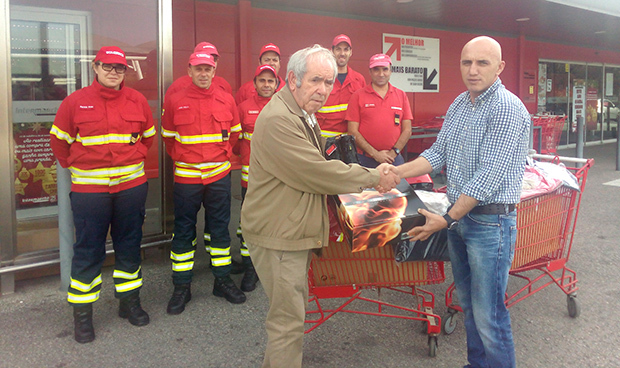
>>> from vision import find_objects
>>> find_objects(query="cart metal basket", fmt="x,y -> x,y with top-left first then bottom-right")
305,239 -> 445,357
443,154 -> 594,335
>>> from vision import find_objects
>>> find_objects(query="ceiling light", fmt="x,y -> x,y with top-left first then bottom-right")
396,0 -> 414,3
516,17 -> 530,22
594,30 -> 607,34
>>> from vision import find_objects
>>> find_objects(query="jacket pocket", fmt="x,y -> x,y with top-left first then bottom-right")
212,110 -> 234,141
74,110 -> 105,135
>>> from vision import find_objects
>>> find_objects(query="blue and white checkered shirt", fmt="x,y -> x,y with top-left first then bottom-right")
421,78 -> 531,205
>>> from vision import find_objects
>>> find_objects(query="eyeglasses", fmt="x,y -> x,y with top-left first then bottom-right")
96,63 -> 127,74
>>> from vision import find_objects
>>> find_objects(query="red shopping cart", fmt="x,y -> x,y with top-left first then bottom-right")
407,117 -> 444,159
305,178 -> 446,357
305,240 -> 445,356
442,154 -> 594,334
532,115 -> 566,155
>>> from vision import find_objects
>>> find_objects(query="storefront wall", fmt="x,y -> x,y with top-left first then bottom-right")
3,0 -> 620,293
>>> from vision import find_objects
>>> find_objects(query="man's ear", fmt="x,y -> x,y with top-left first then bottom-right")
287,70 -> 297,91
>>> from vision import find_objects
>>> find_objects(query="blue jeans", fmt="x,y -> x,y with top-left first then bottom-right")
448,211 -> 517,368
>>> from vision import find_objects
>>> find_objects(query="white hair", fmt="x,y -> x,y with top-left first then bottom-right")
286,44 -> 337,87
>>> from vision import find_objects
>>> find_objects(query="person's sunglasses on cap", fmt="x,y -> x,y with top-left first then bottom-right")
95,62 -> 127,74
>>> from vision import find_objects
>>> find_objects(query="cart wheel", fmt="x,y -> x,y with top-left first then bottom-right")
442,312 -> 458,335
428,336 -> 438,357
567,294 -> 581,318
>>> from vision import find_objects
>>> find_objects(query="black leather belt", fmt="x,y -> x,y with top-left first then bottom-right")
470,203 -> 516,215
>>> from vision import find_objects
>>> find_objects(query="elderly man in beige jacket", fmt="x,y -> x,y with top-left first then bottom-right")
241,45 -> 399,368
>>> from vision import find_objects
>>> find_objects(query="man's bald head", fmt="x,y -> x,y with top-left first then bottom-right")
460,36 -> 505,101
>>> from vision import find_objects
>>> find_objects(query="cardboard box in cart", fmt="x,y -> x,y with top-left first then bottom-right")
330,180 -> 428,252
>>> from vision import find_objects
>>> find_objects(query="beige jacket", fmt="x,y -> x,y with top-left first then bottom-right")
241,86 -> 380,251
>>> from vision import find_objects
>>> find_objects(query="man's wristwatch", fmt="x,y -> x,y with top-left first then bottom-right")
443,213 -> 458,230
392,146 -> 401,155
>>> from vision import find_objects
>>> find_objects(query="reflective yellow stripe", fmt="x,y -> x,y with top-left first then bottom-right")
143,126 -> 156,138
115,279 -> 143,293
113,267 -> 140,280
50,125 -> 75,143
174,161 -> 231,179
77,133 -> 139,146
203,233 -> 211,241
230,123 -> 241,133
241,165 -> 249,183
68,291 -> 100,304
70,275 -> 102,292
336,233 -> 344,242
172,261 -> 194,272
170,250 -> 195,261
236,225 -> 242,235
320,130 -> 343,138
210,247 -> 230,256
318,103 -> 348,114
242,132 -> 253,140
205,246 -> 211,252
240,248 -> 250,256
211,256 -> 232,267
69,162 -> 145,186
161,128 -> 227,144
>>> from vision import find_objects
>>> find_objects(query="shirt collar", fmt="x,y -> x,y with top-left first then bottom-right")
302,109 -> 317,128
470,78 -> 502,104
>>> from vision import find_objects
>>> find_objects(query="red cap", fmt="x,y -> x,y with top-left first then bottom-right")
254,64 -> 277,79
194,42 -> 219,56
95,46 -> 127,66
369,53 -> 392,68
189,52 -> 216,67
259,43 -> 280,59
332,34 -> 352,48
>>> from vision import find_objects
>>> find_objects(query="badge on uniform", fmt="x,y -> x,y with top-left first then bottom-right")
222,129 -> 229,141
130,132 -> 139,145
394,113 -> 400,126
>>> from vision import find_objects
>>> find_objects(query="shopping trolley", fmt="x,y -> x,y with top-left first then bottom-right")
532,115 -> 566,155
442,154 -> 594,335
305,239 -> 445,356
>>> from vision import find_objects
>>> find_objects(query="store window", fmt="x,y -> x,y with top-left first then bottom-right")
538,61 -> 614,146
9,1 -> 161,258
601,66 -> 620,140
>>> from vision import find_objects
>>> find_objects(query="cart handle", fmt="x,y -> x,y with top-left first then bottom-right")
528,152 -> 592,165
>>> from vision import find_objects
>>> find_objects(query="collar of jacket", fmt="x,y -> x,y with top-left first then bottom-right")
277,85 -> 323,148
277,85 -> 305,118
92,78 -> 124,100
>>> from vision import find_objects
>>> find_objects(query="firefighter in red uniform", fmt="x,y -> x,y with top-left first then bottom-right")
347,53 -> 413,168
162,51 -> 244,315
166,42 -> 233,259
234,64 -> 278,292
235,43 -> 285,105
316,34 -> 366,138
50,46 -> 156,344
166,42 -> 233,99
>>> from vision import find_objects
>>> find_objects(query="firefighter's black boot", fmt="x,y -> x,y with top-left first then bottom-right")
240,265 -> 259,292
213,276 -> 246,304
119,293 -> 150,326
73,304 -> 95,344
230,259 -> 247,275
167,284 -> 192,315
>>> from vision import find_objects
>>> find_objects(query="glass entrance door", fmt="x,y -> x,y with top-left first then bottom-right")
9,1 -> 162,260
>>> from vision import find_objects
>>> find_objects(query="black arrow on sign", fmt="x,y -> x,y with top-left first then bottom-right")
423,68 -> 438,90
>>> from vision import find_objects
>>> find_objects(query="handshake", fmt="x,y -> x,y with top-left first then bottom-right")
374,163 -> 401,193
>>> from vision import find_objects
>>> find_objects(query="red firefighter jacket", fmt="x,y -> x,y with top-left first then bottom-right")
162,83 -> 241,185
50,80 -> 156,193
316,66 -> 366,137
237,94 -> 271,187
